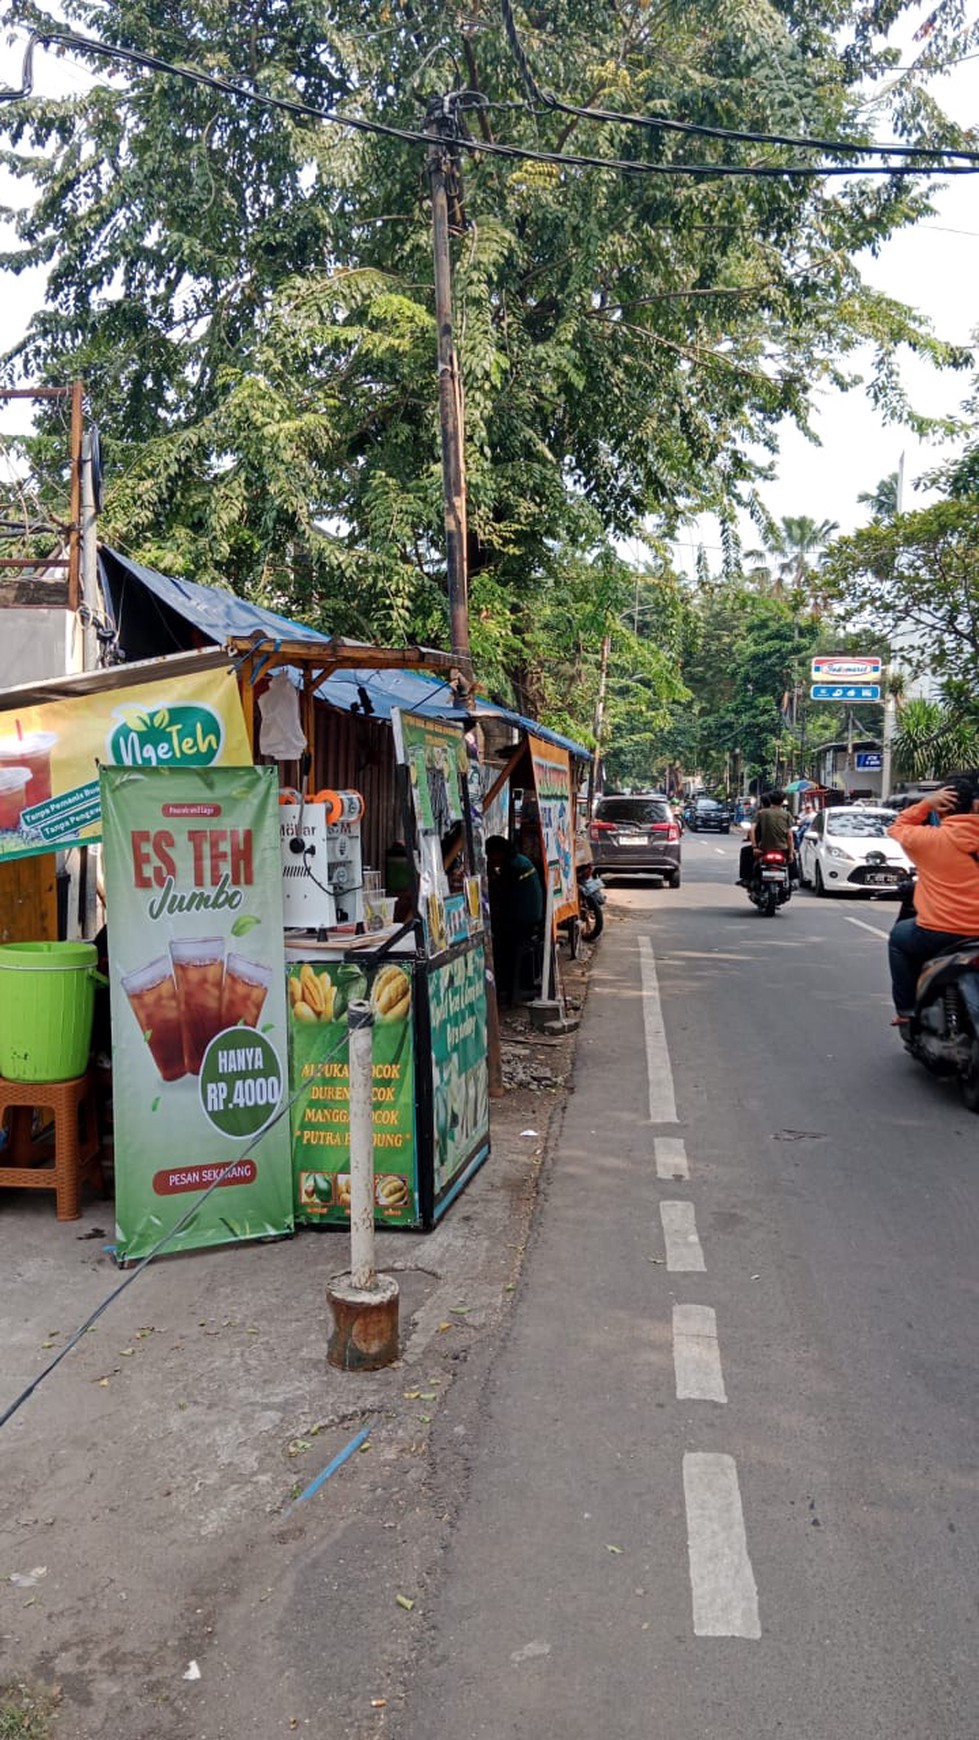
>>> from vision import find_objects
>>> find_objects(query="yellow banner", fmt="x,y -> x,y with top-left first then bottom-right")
0,664 -> 251,862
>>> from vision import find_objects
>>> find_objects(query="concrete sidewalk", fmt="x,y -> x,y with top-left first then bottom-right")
0,976 -> 587,1739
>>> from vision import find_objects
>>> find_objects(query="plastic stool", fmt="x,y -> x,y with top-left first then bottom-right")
0,1072 -> 104,1222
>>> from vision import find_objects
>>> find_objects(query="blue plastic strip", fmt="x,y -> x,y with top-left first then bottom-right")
294,1424 -> 372,1504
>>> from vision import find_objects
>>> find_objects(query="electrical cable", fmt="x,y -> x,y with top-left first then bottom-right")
1,29 -> 977,180
498,0 -> 979,163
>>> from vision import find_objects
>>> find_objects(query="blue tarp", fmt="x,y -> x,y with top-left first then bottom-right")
100,547 -> 337,651
102,547 -> 590,761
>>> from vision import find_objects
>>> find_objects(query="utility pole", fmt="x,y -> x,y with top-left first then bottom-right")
586,633 -> 611,814
79,426 -> 100,674
426,97 -> 502,1096
426,97 -> 471,687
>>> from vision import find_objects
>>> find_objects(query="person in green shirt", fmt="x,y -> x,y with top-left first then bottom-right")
753,788 -> 795,871
486,834 -> 544,1003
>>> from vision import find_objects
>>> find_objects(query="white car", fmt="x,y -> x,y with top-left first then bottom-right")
799,806 -> 911,897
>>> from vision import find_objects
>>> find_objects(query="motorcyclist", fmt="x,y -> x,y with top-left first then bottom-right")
886,775 -> 979,1026
752,787 -> 795,881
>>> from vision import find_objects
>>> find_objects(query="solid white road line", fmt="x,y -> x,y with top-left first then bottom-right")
638,935 -> 678,1124
673,1304 -> 727,1402
660,1201 -> 706,1272
654,1135 -> 689,1181
683,1453 -> 761,1638
844,915 -> 891,940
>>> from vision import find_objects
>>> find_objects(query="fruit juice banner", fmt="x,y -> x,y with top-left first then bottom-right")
428,941 -> 490,1200
391,707 -> 475,958
529,741 -> 576,923
0,664 -> 251,863
100,764 -> 293,1262
288,957 -> 417,1227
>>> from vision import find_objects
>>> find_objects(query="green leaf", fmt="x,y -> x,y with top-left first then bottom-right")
395,1594 -> 415,1612
230,913 -> 261,938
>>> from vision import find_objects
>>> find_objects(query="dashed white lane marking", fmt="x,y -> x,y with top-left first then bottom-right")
673,1304 -> 727,1402
638,936 -> 677,1124
655,1136 -> 689,1181
714,847 -> 726,855
660,1201 -> 705,1272
844,915 -> 891,940
683,1453 -> 761,1638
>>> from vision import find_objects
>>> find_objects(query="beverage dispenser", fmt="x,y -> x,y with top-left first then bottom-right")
280,789 -> 365,931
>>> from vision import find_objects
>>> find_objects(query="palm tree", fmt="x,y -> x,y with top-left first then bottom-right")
857,471 -> 900,523
746,514 -> 839,611
893,697 -> 979,780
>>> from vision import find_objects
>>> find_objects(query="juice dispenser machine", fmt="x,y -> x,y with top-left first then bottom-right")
280,789 -> 365,931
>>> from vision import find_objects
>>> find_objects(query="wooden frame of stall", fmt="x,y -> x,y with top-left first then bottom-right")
0,636 -> 460,946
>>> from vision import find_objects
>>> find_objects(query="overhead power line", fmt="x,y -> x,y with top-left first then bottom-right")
499,0 -> 979,164
1,29 -> 978,180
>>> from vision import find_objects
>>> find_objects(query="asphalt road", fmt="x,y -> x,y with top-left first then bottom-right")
398,833 -> 978,1740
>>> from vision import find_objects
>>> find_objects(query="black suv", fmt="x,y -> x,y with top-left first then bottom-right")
588,793 -> 682,886
686,796 -> 732,833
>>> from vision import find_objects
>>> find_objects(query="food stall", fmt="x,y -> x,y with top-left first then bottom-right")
284,706 -> 490,1231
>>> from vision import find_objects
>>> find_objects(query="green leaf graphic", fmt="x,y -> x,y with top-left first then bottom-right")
230,913 -> 261,937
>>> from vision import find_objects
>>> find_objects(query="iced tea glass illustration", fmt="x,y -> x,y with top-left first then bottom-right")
221,952 -> 271,1028
0,766 -> 31,833
122,958 -> 187,1082
170,937 -> 225,1075
0,732 -> 57,810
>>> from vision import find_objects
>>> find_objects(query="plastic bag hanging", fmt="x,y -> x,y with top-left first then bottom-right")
258,672 -> 307,760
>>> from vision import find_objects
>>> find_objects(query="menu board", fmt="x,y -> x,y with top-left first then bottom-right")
392,708 -> 481,958
287,955 -> 418,1227
529,739 -> 576,922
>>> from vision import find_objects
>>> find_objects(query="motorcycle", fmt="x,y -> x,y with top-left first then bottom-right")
747,848 -> 792,917
901,940 -> 979,1112
561,858 -> 606,955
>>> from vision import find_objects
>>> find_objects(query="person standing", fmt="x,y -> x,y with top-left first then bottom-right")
485,835 -> 544,1005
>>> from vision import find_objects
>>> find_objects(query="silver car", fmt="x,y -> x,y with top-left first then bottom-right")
588,794 -> 682,886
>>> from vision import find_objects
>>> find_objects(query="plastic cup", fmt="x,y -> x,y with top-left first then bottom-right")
0,766 -> 31,834
122,958 -> 187,1082
221,953 -> 271,1028
0,732 -> 58,811
170,937 -> 225,1075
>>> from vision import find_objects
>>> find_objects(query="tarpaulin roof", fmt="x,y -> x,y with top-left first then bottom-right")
100,547 -> 338,659
99,548 -> 589,760
318,667 -> 591,762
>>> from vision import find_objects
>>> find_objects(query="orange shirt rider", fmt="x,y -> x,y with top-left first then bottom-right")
888,792 -> 979,935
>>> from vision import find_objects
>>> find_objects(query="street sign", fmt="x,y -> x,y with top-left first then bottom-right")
856,752 -> 883,770
811,655 -> 882,681
810,683 -> 882,702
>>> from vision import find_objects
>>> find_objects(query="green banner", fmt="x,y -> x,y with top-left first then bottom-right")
288,956 -> 417,1226
101,764 -> 293,1261
429,941 -> 490,1198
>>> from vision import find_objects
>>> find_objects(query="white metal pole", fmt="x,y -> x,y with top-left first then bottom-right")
80,430 -> 100,674
346,1000 -> 376,1291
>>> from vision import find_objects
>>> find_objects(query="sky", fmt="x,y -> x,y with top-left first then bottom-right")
0,15 -> 977,569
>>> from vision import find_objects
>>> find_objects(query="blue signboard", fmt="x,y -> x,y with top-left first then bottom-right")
810,683 -> 882,702
856,752 -> 883,770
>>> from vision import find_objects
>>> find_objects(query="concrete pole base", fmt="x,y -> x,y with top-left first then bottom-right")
326,1271 -> 400,1371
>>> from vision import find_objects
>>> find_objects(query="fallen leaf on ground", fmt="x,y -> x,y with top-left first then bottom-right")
606,1545 -> 624,1555
395,1593 -> 415,1611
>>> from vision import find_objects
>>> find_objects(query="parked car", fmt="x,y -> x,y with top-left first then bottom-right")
588,793 -> 682,886
686,795 -> 732,834
798,805 -> 911,896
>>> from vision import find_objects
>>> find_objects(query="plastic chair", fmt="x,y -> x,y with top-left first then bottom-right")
0,1072 -> 104,1222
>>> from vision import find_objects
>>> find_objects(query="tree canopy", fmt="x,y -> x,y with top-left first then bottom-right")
0,0 -> 974,740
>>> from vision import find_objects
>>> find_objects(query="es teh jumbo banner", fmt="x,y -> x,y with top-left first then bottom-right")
100,763 -> 293,1262
0,663 -> 251,863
